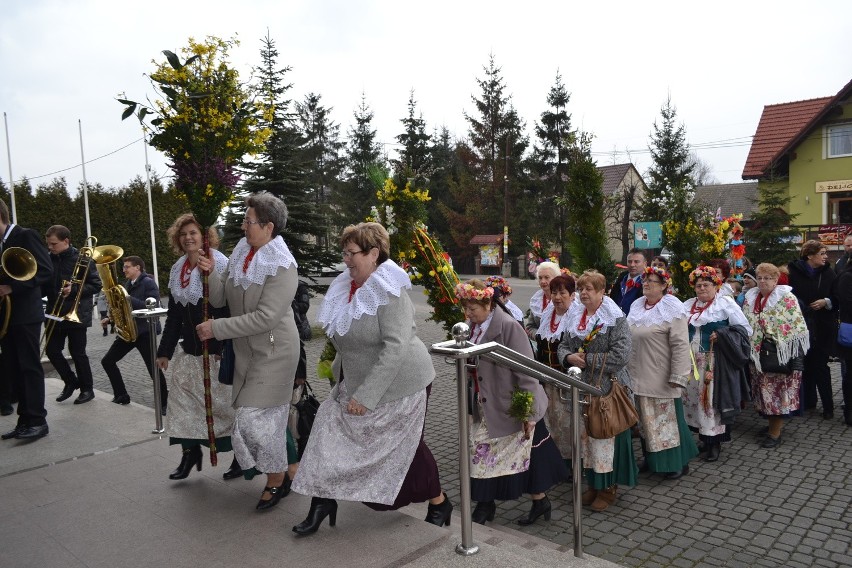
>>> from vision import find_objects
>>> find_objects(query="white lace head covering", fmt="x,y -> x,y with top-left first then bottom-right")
317,259 -> 412,337
626,294 -> 687,327
227,235 -> 297,290
168,248 -> 228,306
563,296 -> 623,338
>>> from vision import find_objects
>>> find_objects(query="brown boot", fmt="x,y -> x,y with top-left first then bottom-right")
590,485 -> 617,512
581,488 -> 598,506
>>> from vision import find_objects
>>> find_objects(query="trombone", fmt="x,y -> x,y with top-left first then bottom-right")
41,236 -> 97,356
0,246 -> 39,340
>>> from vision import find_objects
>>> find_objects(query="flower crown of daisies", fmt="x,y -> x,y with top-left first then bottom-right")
484,275 -> 512,297
642,265 -> 672,288
688,265 -> 723,287
455,283 -> 495,301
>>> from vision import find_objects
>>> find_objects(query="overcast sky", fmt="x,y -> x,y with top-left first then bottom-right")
1,0 -> 850,198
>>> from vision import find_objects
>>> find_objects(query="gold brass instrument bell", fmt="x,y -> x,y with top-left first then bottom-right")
93,243 -> 138,343
41,236 -> 98,355
0,246 -> 39,340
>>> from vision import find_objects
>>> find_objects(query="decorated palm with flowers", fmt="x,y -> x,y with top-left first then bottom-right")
368,178 -> 462,335
526,238 -> 559,275
119,36 -> 270,464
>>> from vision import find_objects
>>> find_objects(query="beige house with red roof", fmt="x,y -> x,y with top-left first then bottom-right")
743,79 -> 852,226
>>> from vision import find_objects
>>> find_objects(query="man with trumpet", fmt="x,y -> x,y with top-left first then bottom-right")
0,199 -> 52,440
44,226 -> 102,405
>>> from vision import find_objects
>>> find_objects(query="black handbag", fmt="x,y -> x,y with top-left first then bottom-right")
293,380 -> 320,454
759,338 -> 791,374
218,339 -> 235,385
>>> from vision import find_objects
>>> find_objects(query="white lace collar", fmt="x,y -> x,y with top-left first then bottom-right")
627,294 -> 687,327
744,285 -> 793,312
684,292 -> 740,328
168,249 -> 228,306
318,259 -> 411,337
505,299 -> 524,321
563,296 -> 623,338
535,301 -> 570,341
227,236 -> 296,290
529,289 -> 549,318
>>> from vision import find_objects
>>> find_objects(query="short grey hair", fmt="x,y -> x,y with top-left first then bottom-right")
536,261 -> 560,278
246,192 -> 288,234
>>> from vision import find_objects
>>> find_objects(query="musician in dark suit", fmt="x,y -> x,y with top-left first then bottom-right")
44,225 -> 102,405
100,256 -> 168,413
0,200 -> 53,440
610,248 -> 648,315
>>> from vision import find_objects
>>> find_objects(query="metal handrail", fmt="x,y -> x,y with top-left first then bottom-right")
430,322 -> 603,559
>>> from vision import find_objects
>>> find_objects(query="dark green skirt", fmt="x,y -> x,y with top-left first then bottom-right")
644,398 -> 698,473
174,436 -> 233,453
585,428 -> 639,489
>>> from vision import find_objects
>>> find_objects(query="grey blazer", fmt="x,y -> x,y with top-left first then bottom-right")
556,316 -> 632,396
474,307 -> 548,438
207,263 -> 299,408
331,289 -> 434,410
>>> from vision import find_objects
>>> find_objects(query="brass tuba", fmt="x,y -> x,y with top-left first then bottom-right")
41,236 -> 99,355
0,246 -> 39,340
92,244 -> 138,343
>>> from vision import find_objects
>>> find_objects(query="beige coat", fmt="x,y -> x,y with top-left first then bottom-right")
627,316 -> 691,399
207,263 -> 299,408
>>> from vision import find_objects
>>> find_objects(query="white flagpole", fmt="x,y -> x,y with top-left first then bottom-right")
3,112 -> 17,223
142,134 -> 158,287
78,119 -> 92,237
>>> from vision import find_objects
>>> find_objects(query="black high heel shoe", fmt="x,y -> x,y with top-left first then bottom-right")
256,474 -> 290,511
424,492 -> 453,527
222,457 -> 243,480
169,446 -> 202,480
471,500 -> 496,524
292,497 -> 338,535
517,496 -> 551,526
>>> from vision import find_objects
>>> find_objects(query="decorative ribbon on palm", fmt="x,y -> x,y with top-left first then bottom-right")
119,37 -> 270,466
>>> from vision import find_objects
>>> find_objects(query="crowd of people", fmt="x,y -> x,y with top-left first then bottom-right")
0,193 -> 849,533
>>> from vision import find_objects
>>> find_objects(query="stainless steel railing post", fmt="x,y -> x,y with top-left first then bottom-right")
132,298 -> 168,435
452,322 -> 479,556
571,382 -> 583,558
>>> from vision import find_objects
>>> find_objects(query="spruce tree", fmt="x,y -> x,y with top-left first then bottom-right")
337,93 -> 383,227
528,70 -> 572,256
641,96 -> 695,221
392,90 -> 431,183
745,184 -> 800,265
427,126 -> 459,248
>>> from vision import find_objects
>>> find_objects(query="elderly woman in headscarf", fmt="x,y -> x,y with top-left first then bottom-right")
681,266 -> 752,462
525,261 -> 560,339
742,263 -> 809,448
627,266 -> 698,480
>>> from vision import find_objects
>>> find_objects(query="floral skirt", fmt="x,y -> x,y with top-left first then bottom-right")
639,398 -> 698,473
682,350 -> 726,438
543,382 -> 573,457
749,364 -> 802,416
292,381 -> 427,506
585,428 -> 638,489
469,399 -> 533,479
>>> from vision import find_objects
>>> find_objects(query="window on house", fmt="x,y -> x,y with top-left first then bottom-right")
828,123 -> 852,158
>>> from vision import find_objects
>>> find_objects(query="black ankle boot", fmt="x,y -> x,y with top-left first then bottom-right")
471,500 -> 496,524
292,497 -> 338,535
424,492 -> 453,527
169,446 -> 202,480
222,457 -> 243,480
517,496 -> 551,526
705,443 -> 721,462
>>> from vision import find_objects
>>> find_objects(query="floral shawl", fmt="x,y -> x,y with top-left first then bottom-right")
743,286 -> 809,373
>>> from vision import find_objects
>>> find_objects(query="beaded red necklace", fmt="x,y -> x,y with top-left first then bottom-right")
179,257 -> 193,288
644,296 -> 663,310
577,300 -> 603,332
688,297 -> 713,324
549,309 -> 560,333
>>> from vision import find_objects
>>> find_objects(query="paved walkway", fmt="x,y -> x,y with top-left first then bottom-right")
6,280 -> 852,567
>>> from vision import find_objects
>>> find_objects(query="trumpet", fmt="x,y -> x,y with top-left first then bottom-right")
41,236 -> 97,355
0,246 -> 39,340
93,244 -> 138,343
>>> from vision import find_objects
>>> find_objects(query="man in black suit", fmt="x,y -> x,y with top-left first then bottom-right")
100,255 -> 168,413
610,248 -> 648,315
0,200 -> 53,440
44,225 -> 102,405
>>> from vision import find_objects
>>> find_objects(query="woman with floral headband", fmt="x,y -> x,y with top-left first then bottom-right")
485,275 -> 523,322
557,270 -> 637,511
291,222 -> 451,535
627,266 -> 698,480
458,279 -> 568,527
681,265 -> 752,463
525,261 -> 560,339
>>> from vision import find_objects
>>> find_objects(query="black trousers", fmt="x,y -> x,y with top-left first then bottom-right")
45,323 -> 94,390
802,345 -> 834,412
1,323 -> 46,426
101,334 -> 167,401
